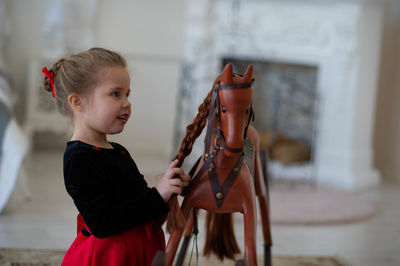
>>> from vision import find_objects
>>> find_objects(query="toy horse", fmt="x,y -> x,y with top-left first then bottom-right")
166,64 -> 272,266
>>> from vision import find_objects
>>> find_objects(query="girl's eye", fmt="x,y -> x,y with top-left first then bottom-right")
111,91 -> 120,97
221,106 -> 227,113
126,91 -> 130,98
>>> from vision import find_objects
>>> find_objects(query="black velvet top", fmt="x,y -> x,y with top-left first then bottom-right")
63,141 -> 168,238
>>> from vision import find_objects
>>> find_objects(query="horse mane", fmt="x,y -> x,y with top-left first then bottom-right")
174,75 -> 221,163
166,75 -> 221,233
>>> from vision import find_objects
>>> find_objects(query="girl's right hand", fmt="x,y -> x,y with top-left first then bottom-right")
155,159 -> 190,202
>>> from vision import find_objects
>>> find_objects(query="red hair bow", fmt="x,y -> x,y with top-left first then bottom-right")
42,67 -> 55,98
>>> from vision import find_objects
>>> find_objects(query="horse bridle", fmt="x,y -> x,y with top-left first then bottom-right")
208,74 -> 255,154
182,74 -> 254,208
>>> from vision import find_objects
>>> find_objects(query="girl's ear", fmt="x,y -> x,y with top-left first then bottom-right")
68,93 -> 84,112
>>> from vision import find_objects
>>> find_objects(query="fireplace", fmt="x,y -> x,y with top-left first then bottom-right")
175,0 -> 383,191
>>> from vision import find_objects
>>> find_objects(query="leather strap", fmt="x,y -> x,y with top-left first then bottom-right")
243,101 -> 254,139
218,77 -> 254,90
182,87 -> 221,197
204,88 -> 219,154
182,156 -> 202,196
209,155 -> 244,208
182,141 -> 220,196
218,81 -> 253,90
221,143 -> 243,153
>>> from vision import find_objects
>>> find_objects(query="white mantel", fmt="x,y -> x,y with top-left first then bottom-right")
177,0 -> 383,191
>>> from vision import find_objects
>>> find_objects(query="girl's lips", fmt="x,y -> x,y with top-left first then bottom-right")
117,114 -> 129,123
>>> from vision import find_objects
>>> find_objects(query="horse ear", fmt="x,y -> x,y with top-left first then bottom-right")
243,64 -> 253,83
221,63 -> 233,84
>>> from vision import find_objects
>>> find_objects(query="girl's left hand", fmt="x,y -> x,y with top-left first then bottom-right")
155,159 -> 190,202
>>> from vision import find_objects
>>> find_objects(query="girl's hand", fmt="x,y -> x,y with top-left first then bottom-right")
155,159 -> 191,202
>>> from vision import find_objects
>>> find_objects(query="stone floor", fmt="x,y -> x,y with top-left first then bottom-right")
0,149 -> 399,266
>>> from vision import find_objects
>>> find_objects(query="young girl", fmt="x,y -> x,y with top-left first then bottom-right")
42,47 -> 190,266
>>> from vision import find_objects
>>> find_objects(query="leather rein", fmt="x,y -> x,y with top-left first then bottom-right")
182,76 -> 254,208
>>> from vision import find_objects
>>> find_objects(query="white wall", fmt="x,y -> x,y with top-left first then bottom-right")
94,0 -> 185,156
4,0 -> 185,157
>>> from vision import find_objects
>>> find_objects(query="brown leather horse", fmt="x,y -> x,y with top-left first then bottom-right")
166,64 -> 272,266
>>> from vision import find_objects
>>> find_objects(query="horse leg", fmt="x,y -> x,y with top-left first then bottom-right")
166,198 -> 193,266
243,196 -> 258,266
257,195 -> 272,266
235,259 -> 248,266
256,148 -> 272,266
175,209 -> 196,266
248,126 -> 273,266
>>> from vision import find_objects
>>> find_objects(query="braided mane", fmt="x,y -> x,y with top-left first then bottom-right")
166,75 -> 221,232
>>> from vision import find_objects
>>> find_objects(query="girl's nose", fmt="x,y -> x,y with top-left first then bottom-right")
123,98 -> 131,108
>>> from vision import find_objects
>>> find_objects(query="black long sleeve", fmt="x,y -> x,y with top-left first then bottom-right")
63,141 -> 168,238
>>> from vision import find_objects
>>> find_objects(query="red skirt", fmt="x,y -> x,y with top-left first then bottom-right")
62,214 -> 165,266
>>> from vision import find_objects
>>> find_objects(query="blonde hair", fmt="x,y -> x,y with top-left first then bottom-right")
43,47 -> 127,117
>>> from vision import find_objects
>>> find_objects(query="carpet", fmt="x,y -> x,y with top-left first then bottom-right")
0,248 -> 350,266
182,254 -> 350,266
267,180 -> 378,225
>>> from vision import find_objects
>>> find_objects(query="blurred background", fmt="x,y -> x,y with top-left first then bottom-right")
0,0 -> 399,185
0,0 -> 400,265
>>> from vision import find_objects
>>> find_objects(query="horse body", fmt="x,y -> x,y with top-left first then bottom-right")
166,64 -> 272,266
182,147 -> 255,214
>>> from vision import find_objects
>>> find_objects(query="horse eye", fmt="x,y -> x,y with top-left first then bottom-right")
221,106 -> 227,113
246,108 -> 249,114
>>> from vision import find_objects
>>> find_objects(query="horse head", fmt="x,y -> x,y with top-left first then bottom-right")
218,63 -> 254,157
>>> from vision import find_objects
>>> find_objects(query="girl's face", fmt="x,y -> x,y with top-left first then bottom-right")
82,66 -> 131,136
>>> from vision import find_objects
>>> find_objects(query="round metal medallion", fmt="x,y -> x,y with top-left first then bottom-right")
216,192 -> 224,200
